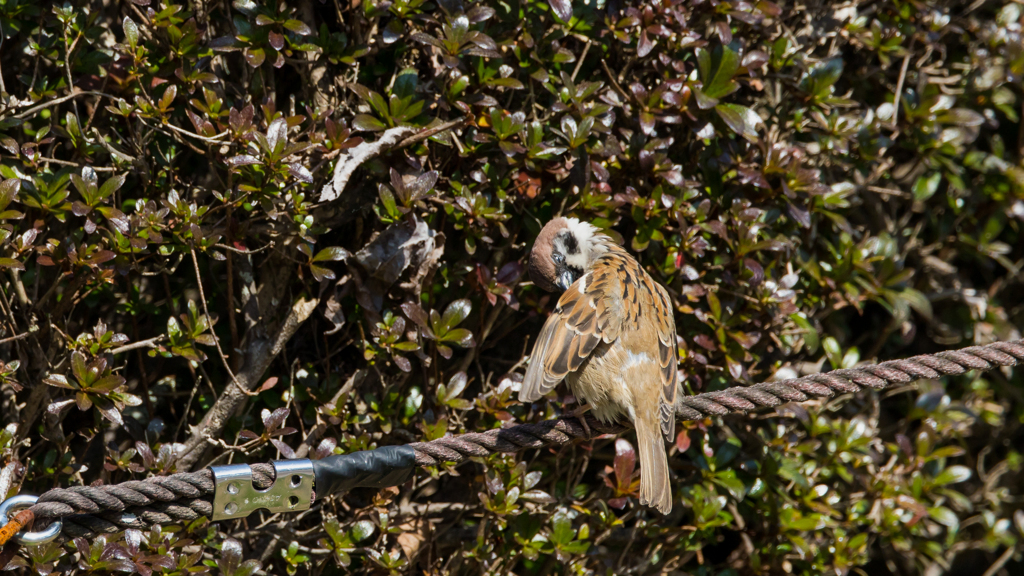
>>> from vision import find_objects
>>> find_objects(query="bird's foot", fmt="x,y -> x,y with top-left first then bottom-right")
569,403 -> 593,438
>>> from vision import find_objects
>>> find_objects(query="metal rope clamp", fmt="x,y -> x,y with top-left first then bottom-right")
0,495 -> 62,545
210,460 -> 314,521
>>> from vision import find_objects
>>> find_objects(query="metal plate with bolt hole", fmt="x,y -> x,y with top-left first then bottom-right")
210,459 -> 314,521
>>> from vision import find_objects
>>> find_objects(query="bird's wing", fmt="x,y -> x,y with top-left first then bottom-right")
648,281 -> 678,442
605,246 -> 678,440
519,252 -> 627,402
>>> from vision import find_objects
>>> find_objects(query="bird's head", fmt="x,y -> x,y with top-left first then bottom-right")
528,217 -> 608,292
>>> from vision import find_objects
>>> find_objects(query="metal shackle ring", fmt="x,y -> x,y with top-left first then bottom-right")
0,495 -> 62,545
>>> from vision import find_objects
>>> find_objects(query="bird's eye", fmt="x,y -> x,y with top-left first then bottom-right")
552,252 -> 565,264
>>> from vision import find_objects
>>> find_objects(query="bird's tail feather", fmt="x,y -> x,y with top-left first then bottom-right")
635,415 -> 672,514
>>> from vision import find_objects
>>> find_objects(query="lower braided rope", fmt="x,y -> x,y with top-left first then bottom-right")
22,339 -> 1024,538
27,464 -> 276,539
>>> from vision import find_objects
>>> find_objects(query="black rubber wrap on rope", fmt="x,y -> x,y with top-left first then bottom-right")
20,339 -> 1024,540
312,446 -> 417,496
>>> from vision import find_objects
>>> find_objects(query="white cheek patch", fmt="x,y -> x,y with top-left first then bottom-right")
563,217 -> 597,248
565,252 -> 588,273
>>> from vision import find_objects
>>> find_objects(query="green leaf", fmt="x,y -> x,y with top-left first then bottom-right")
706,291 -> 721,321
123,16 -> 139,48
283,19 -> 312,35
244,47 -> 266,67
912,172 -> 941,202
379,184 -> 398,217
98,173 -> 126,200
351,520 -> 375,542
312,246 -> 351,262
392,68 -> 419,100
700,45 -> 740,99
933,465 -> 972,486
309,264 -> 334,282
822,336 -> 842,368
692,87 -> 719,110
899,288 -> 933,320
90,374 -> 126,393
800,58 -> 844,98
440,299 -> 472,332
0,178 -> 19,208
352,114 -> 386,132
402,386 -> 422,418
716,104 -> 760,142
167,316 -> 182,339
445,372 -> 467,401
159,85 -> 177,110
937,108 -> 984,127
928,506 -> 959,528
711,470 -> 746,501
550,510 -> 575,544
790,313 -> 819,353
43,374 -> 75,390
71,351 -> 88,383
443,328 -> 475,348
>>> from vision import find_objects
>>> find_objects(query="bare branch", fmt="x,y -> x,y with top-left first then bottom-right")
318,125 -> 417,202
177,296 -> 317,470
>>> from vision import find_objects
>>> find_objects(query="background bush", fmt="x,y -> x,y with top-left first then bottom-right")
0,0 -> 1023,573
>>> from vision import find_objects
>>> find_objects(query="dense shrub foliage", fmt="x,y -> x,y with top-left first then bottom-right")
0,0 -> 1023,573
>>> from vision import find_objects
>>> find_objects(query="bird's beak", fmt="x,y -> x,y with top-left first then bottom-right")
557,270 -> 575,291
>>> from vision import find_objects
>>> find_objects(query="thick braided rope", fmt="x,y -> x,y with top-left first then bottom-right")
409,415 -> 628,466
18,340 -> 1024,537
27,464 -> 276,538
408,340 -> 1024,466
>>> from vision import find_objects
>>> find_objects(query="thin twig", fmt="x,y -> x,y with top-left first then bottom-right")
890,52 -> 911,128
571,40 -> 591,83
8,270 -> 29,307
33,157 -> 118,172
981,546 -> 1016,576
162,123 -> 229,144
601,59 -> 631,103
0,33 -> 6,94
60,25 -> 83,126
14,91 -> 122,120
190,247 -> 254,396
866,186 -> 906,197
0,331 -> 32,346
213,242 -> 275,255
108,335 -> 166,356
456,300 -> 504,374
173,372 -> 203,443
394,117 -> 472,151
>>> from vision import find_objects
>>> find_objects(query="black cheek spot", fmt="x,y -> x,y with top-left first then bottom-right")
563,233 -> 579,255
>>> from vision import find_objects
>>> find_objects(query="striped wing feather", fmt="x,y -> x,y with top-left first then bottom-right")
651,282 -> 678,441
520,257 -> 624,402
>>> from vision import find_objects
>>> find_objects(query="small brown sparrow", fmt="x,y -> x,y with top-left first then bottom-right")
521,217 -> 678,514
